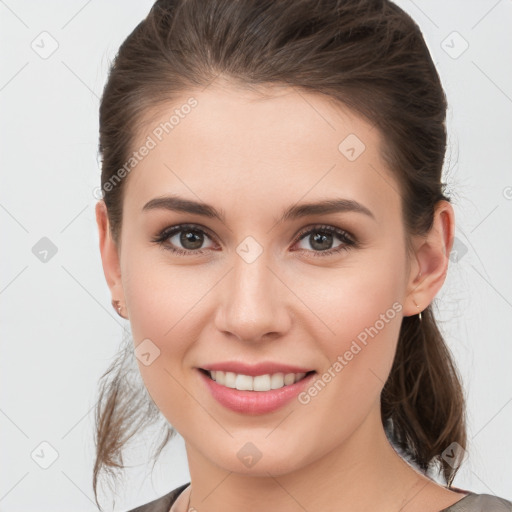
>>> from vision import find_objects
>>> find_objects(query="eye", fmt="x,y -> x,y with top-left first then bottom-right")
152,223 -> 358,258
152,224 -> 217,256
292,224 -> 357,257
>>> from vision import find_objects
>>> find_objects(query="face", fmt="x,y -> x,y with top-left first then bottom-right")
100,80 -> 417,477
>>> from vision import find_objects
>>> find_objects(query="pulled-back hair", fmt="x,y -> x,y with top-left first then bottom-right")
94,0 -> 466,508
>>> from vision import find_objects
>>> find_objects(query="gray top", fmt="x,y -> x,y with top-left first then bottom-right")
126,483 -> 512,512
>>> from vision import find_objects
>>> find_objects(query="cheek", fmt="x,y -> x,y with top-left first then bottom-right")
120,250 -> 225,422
294,276 -> 403,446
330,279 -> 403,361
121,246 -> 211,344
306,250 -> 405,395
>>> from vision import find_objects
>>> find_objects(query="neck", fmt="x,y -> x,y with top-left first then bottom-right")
182,405 -> 432,512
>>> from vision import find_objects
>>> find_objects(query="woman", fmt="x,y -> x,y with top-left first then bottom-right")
93,0 -> 512,511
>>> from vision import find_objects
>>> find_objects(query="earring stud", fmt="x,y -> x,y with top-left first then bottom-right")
111,299 -> 127,319
413,300 -> 422,322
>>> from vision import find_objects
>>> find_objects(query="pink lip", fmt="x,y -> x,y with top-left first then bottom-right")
197,368 -> 316,415
198,361 -> 314,376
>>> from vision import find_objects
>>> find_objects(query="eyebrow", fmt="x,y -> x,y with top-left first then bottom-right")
142,194 -> 375,223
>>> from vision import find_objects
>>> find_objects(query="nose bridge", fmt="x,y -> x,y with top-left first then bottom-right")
216,247 -> 289,342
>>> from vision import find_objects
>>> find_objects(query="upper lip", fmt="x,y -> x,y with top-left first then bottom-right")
198,361 -> 315,377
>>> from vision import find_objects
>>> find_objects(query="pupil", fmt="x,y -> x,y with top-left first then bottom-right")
311,232 -> 332,251
181,230 -> 203,250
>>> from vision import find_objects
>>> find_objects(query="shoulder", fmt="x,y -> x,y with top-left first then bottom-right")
442,492 -> 512,512
124,486 -> 512,512
125,482 -> 190,512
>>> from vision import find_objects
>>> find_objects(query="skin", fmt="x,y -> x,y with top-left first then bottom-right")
96,79 -> 466,512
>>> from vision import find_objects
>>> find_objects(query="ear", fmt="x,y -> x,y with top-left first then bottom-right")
403,200 -> 455,317
95,200 -> 126,311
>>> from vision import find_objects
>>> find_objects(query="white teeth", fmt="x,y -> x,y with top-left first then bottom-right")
270,373 -> 285,390
208,370 -> 308,391
225,372 -> 237,388
235,373 -> 253,391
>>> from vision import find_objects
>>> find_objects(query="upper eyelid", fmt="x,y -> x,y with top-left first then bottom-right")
295,224 -> 354,240
160,223 -> 216,238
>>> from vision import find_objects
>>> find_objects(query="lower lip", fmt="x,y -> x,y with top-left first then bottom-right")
197,369 -> 316,415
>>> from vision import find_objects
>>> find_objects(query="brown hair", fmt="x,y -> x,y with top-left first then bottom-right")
94,0 -> 466,508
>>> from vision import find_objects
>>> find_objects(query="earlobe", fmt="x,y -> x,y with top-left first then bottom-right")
95,200 -> 125,303
403,200 -> 455,317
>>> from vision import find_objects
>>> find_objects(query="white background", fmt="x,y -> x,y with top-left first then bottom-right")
1,1 -> 511,510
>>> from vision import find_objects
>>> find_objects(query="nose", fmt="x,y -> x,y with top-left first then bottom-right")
214,251 -> 291,343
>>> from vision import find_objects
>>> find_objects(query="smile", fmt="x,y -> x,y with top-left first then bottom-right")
201,369 -> 314,391
197,368 -> 317,415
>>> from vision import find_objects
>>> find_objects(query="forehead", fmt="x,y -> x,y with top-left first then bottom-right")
124,81 -> 402,225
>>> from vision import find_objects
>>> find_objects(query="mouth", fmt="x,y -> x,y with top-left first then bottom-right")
197,367 -> 318,415
198,368 -> 316,392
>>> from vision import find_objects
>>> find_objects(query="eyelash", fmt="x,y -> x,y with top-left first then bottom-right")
151,223 -> 358,258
